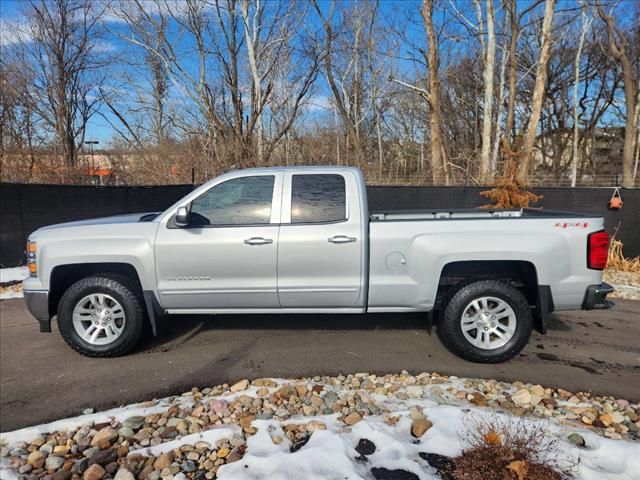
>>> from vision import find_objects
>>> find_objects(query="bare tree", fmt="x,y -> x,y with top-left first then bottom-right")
503,0 -> 518,147
477,0 -> 496,182
570,1 -> 591,187
635,78 -> 640,180
0,58 -> 43,176
517,0 -> 556,182
20,0 -> 106,168
597,1 -> 638,187
240,0 -> 319,165
422,0 -> 449,184
503,0 -> 544,154
312,0 -> 367,165
490,4 -> 510,175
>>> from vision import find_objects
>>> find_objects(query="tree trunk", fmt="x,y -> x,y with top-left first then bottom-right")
504,0 -> 518,153
312,0 -> 364,167
634,80 -> 640,180
491,5 -> 509,176
479,0 -> 495,183
240,0 -> 264,165
597,4 -> 637,187
517,0 -> 556,182
571,2 -> 590,187
422,0 -> 448,185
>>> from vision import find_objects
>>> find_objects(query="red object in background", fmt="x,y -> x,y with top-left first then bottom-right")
86,167 -> 112,177
587,231 -> 609,270
608,187 -> 623,209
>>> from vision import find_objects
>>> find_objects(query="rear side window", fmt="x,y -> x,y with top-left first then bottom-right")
291,174 -> 346,223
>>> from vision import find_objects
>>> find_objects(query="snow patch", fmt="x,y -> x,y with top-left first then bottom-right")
0,267 -> 29,284
0,267 -> 29,300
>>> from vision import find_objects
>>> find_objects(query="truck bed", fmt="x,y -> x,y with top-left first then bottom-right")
369,207 -> 598,222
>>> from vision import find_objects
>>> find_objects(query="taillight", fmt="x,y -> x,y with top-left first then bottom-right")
587,231 -> 609,270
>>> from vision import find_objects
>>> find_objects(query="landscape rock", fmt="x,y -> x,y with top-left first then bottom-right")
27,450 -> 46,467
468,392 -> 487,406
90,427 -> 117,447
114,468 -> 135,480
411,418 -> 433,438
52,469 -> 72,480
83,447 -> 100,458
371,467 -> 419,480
355,439 -> 376,456
343,412 -> 362,425
123,416 -> 145,430
153,453 -> 173,470
83,463 -> 106,480
568,433 -> 586,448
290,435 -> 311,453
118,427 -> 135,439
45,455 -> 65,471
230,379 -> 249,392
511,389 -> 532,406
88,448 -> 117,466
419,452 -> 454,471
72,458 -> 89,474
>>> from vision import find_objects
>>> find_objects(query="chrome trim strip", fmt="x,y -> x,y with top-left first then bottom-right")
166,307 -> 366,314
277,288 -> 359,293
161,289 -> 278,295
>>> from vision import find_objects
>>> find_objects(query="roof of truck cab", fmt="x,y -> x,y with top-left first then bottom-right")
194,165 -> 365,191
221,166 -> 362,174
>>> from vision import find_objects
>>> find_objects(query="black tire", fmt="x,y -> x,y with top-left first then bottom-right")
437,279 -> 533,363
57,274 -> 144,357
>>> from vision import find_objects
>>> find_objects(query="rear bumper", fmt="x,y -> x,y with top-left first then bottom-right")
582,283 -> 614,310
24,290 -> 51,332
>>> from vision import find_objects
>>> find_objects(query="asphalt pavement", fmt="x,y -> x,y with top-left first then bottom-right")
1,297 -> 639,432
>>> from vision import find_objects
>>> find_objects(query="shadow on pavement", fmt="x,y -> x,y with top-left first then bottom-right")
140,311 -> 432,350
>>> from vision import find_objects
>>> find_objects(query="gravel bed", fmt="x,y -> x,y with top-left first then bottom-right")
604,269 -> 640,301
1,372 -> 638,480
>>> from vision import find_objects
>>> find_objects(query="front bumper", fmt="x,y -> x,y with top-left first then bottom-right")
24,290 -> 51,332
582,282 -> 614,310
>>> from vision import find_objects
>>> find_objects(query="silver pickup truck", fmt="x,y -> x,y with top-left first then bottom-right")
24,166 -> 613,362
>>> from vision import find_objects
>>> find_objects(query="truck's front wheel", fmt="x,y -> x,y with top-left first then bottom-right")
57,275 -> 144,357
438,279 -> 533,363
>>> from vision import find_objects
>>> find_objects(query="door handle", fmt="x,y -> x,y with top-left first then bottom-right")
244,237 -> 273,245
328,235 -> 357,244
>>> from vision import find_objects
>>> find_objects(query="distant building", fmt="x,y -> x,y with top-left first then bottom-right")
531,127 -> 625,184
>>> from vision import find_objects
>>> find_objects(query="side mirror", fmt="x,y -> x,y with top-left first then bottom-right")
175,206 -> 190,227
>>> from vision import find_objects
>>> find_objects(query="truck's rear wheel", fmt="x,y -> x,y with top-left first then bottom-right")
438,279 -> 532,363
57,275 -> 144,357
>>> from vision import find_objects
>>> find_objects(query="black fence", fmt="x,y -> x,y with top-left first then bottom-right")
1,182 -> 638,267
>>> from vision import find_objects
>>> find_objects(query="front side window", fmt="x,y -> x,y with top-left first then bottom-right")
190,175 -> 274,226
291,174 -> 346,223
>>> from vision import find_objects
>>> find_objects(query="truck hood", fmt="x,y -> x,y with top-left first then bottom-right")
37,212 -> 160,231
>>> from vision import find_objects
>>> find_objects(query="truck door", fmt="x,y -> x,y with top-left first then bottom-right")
277,172 -> 365,308
155,173 -> 282,310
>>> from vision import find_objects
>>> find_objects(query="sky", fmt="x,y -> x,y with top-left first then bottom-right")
1,0 -> 411,145
0,0 -> 632,147
1,0 -> 377,145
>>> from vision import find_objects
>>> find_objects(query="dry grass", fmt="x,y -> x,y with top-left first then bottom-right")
607,239 -> 640,272
450,415 -> 574,480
